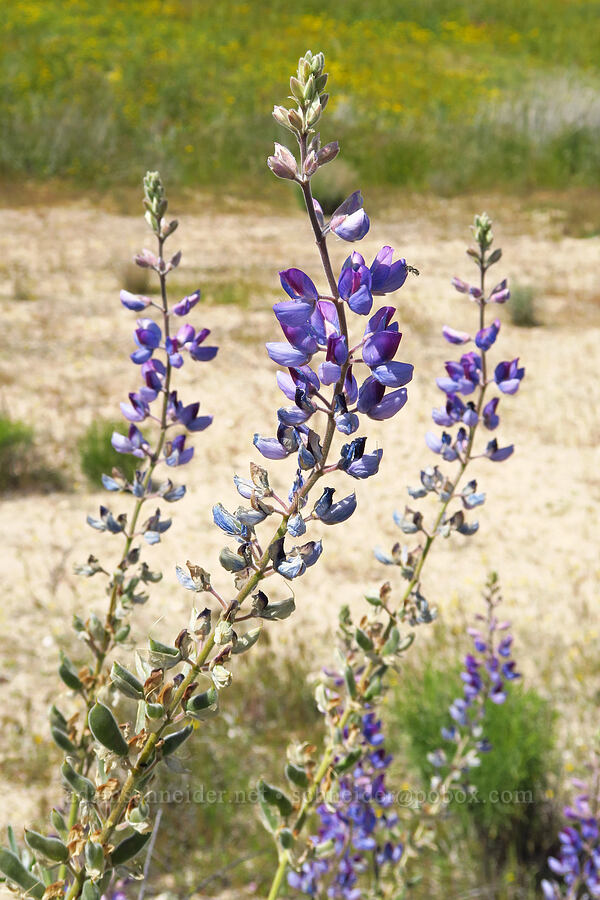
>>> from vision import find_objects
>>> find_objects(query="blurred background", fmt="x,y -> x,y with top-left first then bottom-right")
0,3 -> 599,899
2,0 -> 600,203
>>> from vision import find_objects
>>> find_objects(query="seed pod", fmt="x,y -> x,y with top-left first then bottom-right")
231,627 -> 261,655
285,762 -> 309,788
0,848 -> 44,898
381,626 -> 400,657
110,662 -> 144,700
49,706 -> 68,731
88,703 -> 129,757
162,724 -> 194,757
355,628 -> 373,652
344,666 -> 357,699
147,638 -> 180,670
82,880 -> 101,900
364,674 -> 382,702
279,828 -> 294,850
51,727 -> 77,754
61,761 -> 96,800
110,831 -> 151,866
84,841 -> 104,878
186,687 -> 217,713
50,809 -> 68,841
258,779 -> 293,817
144,702 -> 164,720
24,830 -> 69,864
114,624 -> 131,643
58,653 -> 83,692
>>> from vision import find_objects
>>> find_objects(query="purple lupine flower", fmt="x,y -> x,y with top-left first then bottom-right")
475,318 -> 500,351
494,358 -> 525,394
485,438 -> 514,462
438,590 -> 520,775
436,351 -> 481,395
369,246 -> 408,295
482,397 -> 500,430
111,424 -> 150,458
131,318 -> 162,364
329,191 -> 370,242
172,289 -> 201,316
488,279 -> 510,303
120,290 -> 151,311
442,325 -> 472,345
274,268 -> 319,326
338,252 -> 373,316
289,713 -> 403,899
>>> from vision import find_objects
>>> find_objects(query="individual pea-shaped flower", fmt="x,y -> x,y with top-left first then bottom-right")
313,487 -> 357,524
475,318 -> 500,351
436,351 -> 481,395
112,424 -> 150,458
485,438 -> 514,462
328,190 -> 370,242
165,433 -> 194,466
273,269 -> 319,326
369,245 -> 409,295
120,290 -> 151,311
442,325 -> 471,345
494,358 -> 525,394
338,437 -> 383,479
338,252 -> 373,315
357,376 -> 408,421
488,279 -> 510,304
168,392 -> 213,432
131,318 -> 162,364
482,397 -> 500,430
172,289 -> 201,316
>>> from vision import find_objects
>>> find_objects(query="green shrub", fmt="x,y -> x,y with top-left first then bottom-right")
78,419 -> 137,487
510,284 -> 540,327
388,652 -> 558,871
0,415 -> 34,490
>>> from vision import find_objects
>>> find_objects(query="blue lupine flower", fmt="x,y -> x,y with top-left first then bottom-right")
369,245 -> 408,295
494,358 -> 525,394
172,289 -> 201,316
475,318 -> 500,351
329,191 -> 370,242
120,290 -> 150,311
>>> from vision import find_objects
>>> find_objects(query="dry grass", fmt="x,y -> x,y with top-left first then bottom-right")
0,191 -> 598,850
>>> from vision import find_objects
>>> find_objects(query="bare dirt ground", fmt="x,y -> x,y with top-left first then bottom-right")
0,191 -> 598,855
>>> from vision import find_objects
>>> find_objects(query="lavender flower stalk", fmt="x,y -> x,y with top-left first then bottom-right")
264,215 -> 526,898
375,212 -> 525,620
0,173 -> 217,900
427,573 -> 521,805
542,754 -> 600,899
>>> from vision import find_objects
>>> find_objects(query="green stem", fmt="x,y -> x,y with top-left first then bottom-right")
267,851 -> 290,900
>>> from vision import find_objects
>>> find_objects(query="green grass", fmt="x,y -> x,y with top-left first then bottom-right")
1,0 -> 599,193
78,419 -> 138,488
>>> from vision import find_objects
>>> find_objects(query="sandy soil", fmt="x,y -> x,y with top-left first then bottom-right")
0,192 -> 598,859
